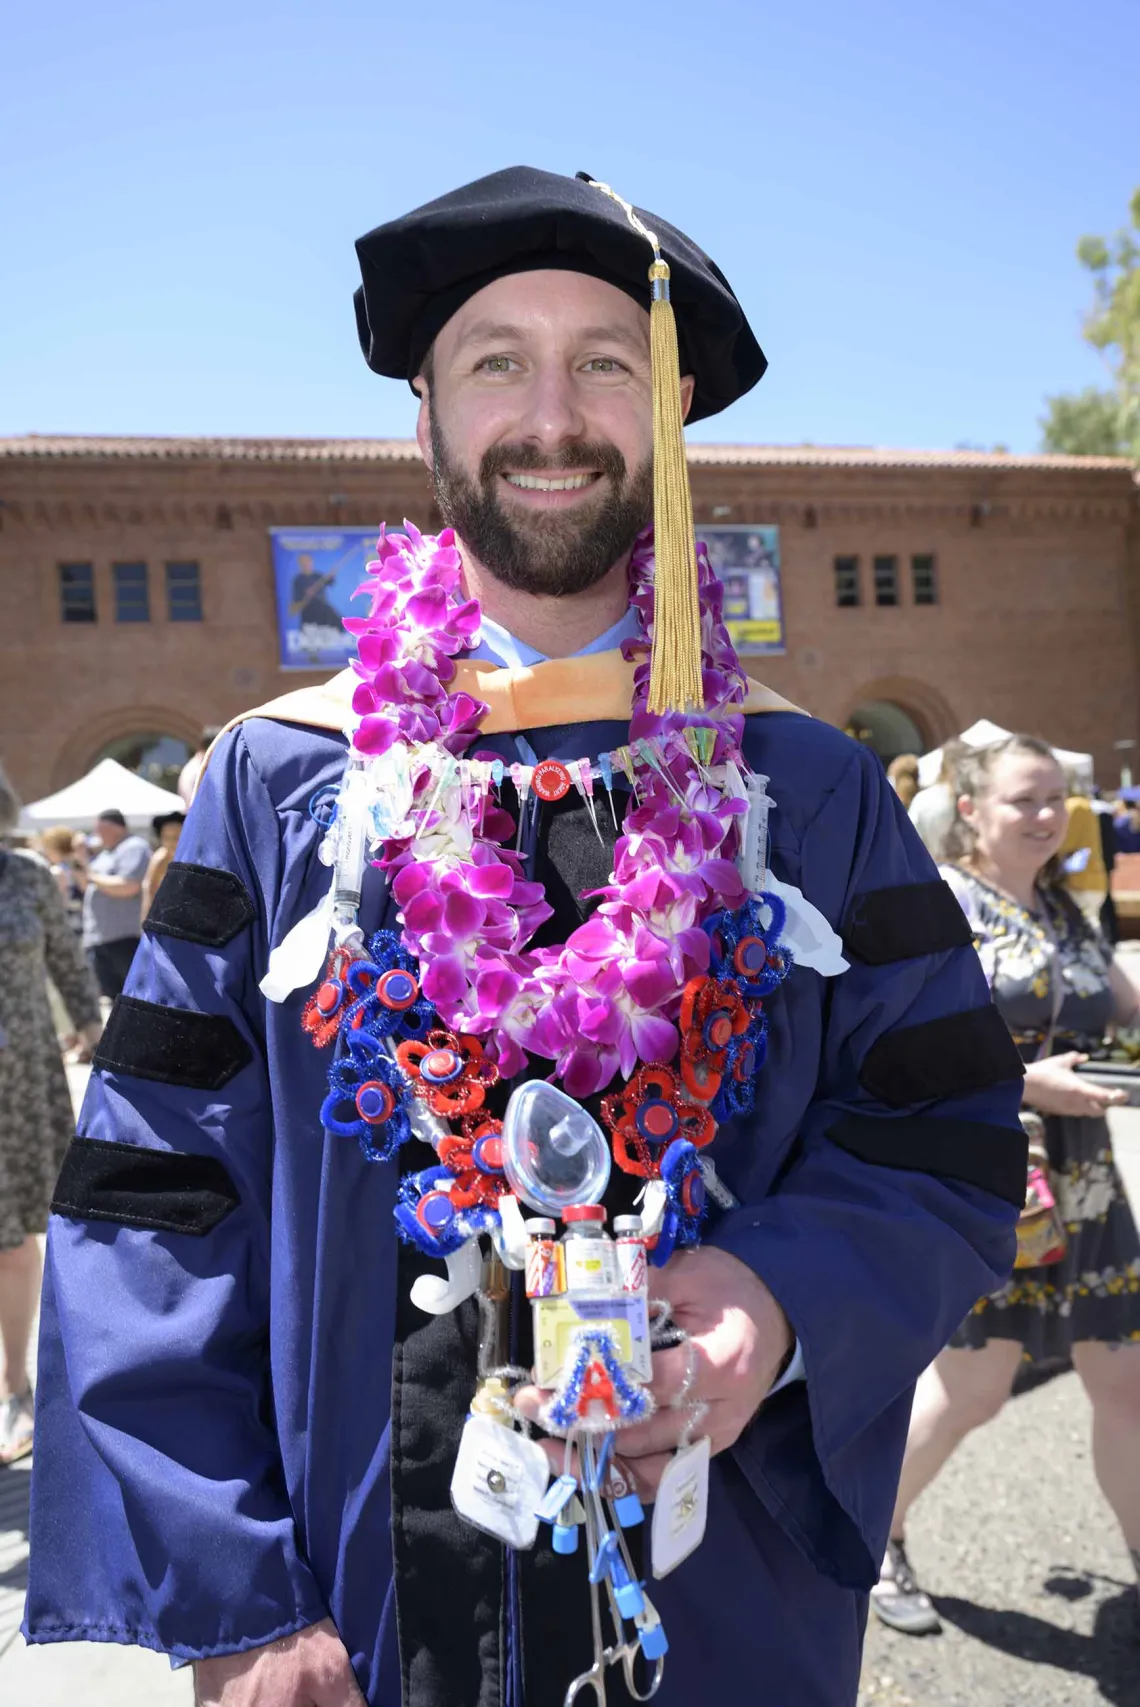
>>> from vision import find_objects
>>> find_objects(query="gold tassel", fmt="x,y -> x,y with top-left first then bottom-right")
586,180 -> 704,714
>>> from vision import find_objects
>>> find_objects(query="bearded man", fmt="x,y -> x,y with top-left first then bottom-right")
26,168 -> 1027,1707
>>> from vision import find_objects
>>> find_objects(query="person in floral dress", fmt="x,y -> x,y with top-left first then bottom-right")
873,735 -> 1140,1633
0,767 -> 101,1462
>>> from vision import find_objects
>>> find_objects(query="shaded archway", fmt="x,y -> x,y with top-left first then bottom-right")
845,701 -> 927,765
51,705 -> 202,793
843,676 -> 959,764
98,732 -> 193,793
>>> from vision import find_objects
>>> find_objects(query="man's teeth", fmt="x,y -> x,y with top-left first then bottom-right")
504,473 -> 597,491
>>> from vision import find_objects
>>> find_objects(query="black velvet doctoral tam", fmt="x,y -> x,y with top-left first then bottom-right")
353,164 -> 767,422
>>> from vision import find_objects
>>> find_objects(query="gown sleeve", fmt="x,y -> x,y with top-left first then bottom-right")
24,728 -> 329,1662
714,741 -> 1026,1590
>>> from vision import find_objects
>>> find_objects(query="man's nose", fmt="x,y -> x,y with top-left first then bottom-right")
514,362 -> 587,451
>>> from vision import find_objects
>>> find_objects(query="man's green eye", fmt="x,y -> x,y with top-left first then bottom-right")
484,356 -> 513,373
588,358 -> 618,372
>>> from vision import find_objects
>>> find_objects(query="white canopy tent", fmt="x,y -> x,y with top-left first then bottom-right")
917,720 -> 1095,790
18,757 -> 184,833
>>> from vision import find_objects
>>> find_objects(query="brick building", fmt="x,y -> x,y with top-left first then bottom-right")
1,435 -> 1137,803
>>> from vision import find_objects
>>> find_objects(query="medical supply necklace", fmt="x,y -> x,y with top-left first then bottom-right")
262,521 -> 846,1704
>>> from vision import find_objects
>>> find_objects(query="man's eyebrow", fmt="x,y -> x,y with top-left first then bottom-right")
452,320 -> 527,352
451,319 -> 649,356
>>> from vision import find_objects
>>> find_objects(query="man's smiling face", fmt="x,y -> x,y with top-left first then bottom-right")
415,269 -> 693,597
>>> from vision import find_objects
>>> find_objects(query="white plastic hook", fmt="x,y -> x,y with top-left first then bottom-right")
410,1237 -> 484,1315
492,1194 -> 529,1271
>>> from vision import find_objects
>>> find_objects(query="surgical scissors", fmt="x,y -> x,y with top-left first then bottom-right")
563,1433 -> 665,1706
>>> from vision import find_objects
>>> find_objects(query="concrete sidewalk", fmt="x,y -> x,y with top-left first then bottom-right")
2,1079 -> 1138,1703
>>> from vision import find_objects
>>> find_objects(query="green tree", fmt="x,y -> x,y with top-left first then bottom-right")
1039,187 -> 1140,459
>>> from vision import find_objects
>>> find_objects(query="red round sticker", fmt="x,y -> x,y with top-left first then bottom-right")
532,760 -> 572,802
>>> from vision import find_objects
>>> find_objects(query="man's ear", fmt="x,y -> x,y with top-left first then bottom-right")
680,374 -> 696,423
414,380 -> 433,470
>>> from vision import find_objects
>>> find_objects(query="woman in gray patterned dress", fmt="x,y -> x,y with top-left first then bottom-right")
873,736 -> 1140,1633
0,765 -> 101,1462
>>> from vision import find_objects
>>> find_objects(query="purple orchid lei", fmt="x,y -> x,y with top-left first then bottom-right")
346,521 -> 752,1100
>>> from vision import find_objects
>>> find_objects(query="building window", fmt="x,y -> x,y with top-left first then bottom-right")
113,561 -> 150,622
873,555 -> 899,607
833,556 -> 861,607
912,554 -> 938,605
166,560 -> 203,621
59,562 -> 96,623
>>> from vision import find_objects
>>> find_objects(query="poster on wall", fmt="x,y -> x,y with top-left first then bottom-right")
270,527 -> 389,670
701,524 -> 784,655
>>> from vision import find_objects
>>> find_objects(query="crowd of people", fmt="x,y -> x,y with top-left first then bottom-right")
0,762 -> 183,1462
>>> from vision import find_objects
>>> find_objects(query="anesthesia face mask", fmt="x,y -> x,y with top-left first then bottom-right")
502,1081 -> 611,1216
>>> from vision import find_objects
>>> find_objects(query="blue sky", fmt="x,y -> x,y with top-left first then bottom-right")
2,0 -> 1136,451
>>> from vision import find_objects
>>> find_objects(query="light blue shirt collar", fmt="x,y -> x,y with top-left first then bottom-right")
469,606 -> 641,669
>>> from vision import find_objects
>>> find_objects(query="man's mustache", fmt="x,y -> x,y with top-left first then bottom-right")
478,441 -> 628,484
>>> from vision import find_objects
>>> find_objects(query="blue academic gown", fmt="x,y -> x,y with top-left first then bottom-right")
25,700 -> 1026,1707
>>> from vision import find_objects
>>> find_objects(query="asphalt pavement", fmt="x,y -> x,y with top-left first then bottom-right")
1,1077 -> 1137,1704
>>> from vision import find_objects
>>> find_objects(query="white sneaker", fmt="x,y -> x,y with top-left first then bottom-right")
0,1389 -> 34,1464
870,1539 -> 942,1635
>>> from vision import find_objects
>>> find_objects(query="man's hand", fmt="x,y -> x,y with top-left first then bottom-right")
516,1246 -> 793,1499
193,1618 -> 365,1706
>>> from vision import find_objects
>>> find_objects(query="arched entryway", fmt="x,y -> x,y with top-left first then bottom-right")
51,706 -> 203,793
844,701 -> 928,765
842,677 -> 958,765
97,732 -> 193,794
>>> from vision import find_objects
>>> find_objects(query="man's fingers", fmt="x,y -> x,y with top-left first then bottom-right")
611,1395 -> 722,1460
512,1384 -> 544,1422
647,1338 -> 706,1408
614,1449 -> 673,1501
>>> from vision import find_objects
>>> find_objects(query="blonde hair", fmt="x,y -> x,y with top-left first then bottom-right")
887,753 -> 920,809
944,734 -> 1064,885
40,824 -> 77,859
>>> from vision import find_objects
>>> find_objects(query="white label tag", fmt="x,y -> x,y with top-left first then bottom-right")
650,1435 -> 710,1578
450,1414 -> 550,1549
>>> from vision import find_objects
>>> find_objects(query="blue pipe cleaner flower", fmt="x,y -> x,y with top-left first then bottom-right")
651,1139 -> 707,1267
710,1016 -> 769,1122
393,1165 -> 498,1255
705,893 -> 794,999
320,1040 -> 412,1162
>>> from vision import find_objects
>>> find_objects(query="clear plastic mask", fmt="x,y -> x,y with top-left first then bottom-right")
501,1080 -> 611,1215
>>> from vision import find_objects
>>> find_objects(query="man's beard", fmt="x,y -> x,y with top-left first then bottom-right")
429,410 -> 653,598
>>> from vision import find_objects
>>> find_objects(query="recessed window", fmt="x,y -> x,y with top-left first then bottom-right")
113,561 -> 150,622
833,556 -> 861,608
59,562 -> 96,623
912,554 -> 938,605
873,555 -> 899,607
166,560 -> 203,621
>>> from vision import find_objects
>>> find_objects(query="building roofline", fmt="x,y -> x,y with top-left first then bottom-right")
0,433 -> 1135,475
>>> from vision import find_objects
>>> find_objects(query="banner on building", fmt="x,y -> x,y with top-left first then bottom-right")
270,527 -> 386,671
701,524 -> 784,655
269,522 -> 782,670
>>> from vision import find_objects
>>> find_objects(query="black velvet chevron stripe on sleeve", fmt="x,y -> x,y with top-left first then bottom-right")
858,1005 -> 1025,1109
143,861 -> 256,947
91,996 -> 253,1090
52,1137 -> 241,1235
828,1114 -> 1028,1206
842,880 -> 974,966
